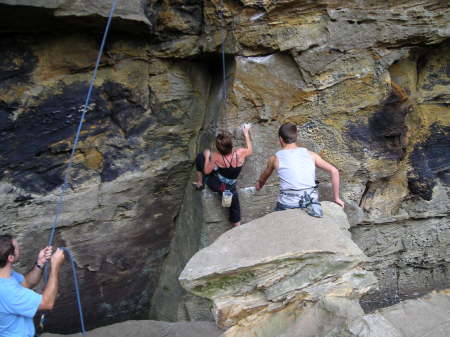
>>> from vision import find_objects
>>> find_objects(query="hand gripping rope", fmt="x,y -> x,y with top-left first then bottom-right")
40,0 -> 120,335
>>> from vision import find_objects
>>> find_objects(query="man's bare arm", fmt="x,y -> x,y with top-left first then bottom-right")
39,248 -> 65,311
309,151 -> 344,207
22,246 -> 52,289
256,155 -> 276,190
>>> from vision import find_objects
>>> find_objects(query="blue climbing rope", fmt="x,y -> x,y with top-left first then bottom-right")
41,0 -> 120,335
62,248 -> 87,336
48,0 -> 119,247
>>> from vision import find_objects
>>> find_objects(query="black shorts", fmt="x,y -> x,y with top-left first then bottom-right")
196,153 -> 241,223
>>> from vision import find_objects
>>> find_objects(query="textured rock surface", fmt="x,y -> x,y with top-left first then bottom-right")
354,217 -> 450,311
180,202 -> 377,334
42,320 -> 222,337
0,34 -> 214,332
0,0 -> 449,332
0,0 -> 151,32
336,290 -> 450,337
193,1 -> 450,318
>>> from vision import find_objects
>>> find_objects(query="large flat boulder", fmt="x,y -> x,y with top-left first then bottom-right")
180,202 -> 377,333
42,320 -> 223,337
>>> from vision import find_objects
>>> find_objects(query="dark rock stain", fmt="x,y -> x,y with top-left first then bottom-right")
103,81 -> 147,135
407,124 -> 450,200
0,101 -> 17,133
0,80 -> 151,193
0,38 -> 36,88
346,91 -> 409,161
1,82 -> 106,193
416,48 -> 450,93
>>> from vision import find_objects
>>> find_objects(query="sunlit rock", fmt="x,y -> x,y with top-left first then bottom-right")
180,202 -> 377,333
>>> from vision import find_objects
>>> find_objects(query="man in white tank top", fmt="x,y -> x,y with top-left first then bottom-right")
255,122 -> 344,216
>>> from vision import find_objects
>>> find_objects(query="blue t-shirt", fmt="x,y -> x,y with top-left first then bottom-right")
0,270 -> 42,337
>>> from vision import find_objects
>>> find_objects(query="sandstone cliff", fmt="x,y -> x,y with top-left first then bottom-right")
0,0 -> 449,333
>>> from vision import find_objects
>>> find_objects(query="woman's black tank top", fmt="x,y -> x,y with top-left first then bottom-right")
217,152 -> 242,179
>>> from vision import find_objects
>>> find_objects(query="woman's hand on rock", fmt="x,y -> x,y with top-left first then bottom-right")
242,123 -> 251,136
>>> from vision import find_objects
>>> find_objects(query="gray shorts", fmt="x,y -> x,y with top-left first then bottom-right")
275,188 -> 323,218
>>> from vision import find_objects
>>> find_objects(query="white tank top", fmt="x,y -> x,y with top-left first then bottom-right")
276,147 -> 316,191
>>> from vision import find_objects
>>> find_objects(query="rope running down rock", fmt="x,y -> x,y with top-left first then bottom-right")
40,1 -> 120,335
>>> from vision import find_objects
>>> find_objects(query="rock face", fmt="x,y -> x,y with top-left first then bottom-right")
0,31 -> 215,332
0,0 -> 151,32
353,217 -> 450,311
0,0 -> 449,333
336,290 -> 450,337
180,203 -> 377,336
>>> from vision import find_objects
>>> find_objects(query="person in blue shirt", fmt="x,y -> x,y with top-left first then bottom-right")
0,234 -> 65,337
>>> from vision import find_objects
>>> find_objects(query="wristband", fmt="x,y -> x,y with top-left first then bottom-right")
35,262 -> 44,269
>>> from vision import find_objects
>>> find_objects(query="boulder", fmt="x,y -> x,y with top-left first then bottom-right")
42,320 -> 222,337
180,202 -> 377,335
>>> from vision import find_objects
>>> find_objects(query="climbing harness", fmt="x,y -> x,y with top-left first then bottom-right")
40,0 -> 120,335
278,187 -> 323,218
217,173 -> 237,186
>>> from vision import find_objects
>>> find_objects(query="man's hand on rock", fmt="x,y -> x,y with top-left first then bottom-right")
334,198 -> 345,208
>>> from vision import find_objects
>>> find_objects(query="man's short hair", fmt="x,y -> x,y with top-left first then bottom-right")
0,234 -> 15,268
279,122 -> 298,144
216,131 -> 233,155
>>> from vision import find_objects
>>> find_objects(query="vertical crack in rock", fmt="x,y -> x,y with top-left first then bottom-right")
149,52 -> 235,322
359,181 -> 372,208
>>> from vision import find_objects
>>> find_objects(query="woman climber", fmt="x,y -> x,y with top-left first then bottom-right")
194,125 -> 253,227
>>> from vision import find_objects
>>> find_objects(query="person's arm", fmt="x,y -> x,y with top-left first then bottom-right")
39,248 -> 65,310
309,151 -> 344,207
256,155 -> 276,190
240,125 -> 253,159
22,246 -> 52,289
203,149 -> 217,175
